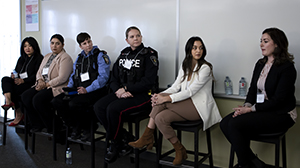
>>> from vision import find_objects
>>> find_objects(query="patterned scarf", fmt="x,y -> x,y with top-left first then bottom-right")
42,54 -> 57,82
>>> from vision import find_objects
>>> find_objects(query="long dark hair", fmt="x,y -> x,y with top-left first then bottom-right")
181,36 -> 213,82
20,37 -> 42,58
259,27 -> 294,65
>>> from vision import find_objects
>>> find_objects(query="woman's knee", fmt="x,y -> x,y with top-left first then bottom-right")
1,76 -> 12,83
94,99 -> 105,113
51,94 -> 64,110
154,112 -> 169,128
21,88 -> 34,105
220,116 -> 229,131
32,93 -> 43,105
68,100 -> 80,110
106,104 -> 121,118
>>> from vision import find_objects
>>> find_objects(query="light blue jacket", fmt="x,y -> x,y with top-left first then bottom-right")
67,46 -> 110,93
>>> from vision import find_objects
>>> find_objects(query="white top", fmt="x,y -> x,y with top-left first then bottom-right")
162,64 -> 222,130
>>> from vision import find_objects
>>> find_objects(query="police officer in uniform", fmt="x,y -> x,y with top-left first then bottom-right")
94,26 -> 159,163
52,32 -> 110,141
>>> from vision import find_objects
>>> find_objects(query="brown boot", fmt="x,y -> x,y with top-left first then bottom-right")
172,141 -> 188,165
128,126 -> 154,150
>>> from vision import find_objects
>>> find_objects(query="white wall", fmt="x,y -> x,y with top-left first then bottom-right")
178,0 -> 300,98
41,0 -> 177,88
40,0 -> 300,101
21,1 -> 300,167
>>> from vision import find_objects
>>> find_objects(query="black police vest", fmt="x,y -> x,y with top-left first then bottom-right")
118,47 -> 150,85
73,48 -> 101,88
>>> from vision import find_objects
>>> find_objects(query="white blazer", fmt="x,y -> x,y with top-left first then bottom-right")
162,63 -> 222,130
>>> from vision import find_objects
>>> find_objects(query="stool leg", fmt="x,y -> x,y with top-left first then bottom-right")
24,111 -> 28,150
229,146 -> 235,168
53,115 -> 57,161
275,139 -> 280,168
134,122 -> 140,168
194,130 -> 199,168
91,121 -> 95,168
103,139 -> 109,168
3,109 -> 8,145
65,124 -> 69,151
282,136 -> 287,168
206,129 -> 214,168
127,122 -> 136,163
156,131 -> 163,168
177,130 -> 182,142
32,133 -> 36,154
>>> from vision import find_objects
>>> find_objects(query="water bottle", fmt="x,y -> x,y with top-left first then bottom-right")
66,147 -> 72,164
0,131 -> 3,146
12,69 -> 18,78
239,77 -> 247,97
224,76 -> 233,95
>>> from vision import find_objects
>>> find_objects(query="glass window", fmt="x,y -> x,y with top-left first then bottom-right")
0,0 -> 20,118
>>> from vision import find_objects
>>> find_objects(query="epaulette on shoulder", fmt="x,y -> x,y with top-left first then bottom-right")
99,50 -> 107,55
143,47 -> 157,57
121,47 -> 131,54
146,47 -> 157,54
92,48 -> 100,55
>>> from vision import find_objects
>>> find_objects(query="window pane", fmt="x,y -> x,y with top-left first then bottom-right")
0,0 -> 20,118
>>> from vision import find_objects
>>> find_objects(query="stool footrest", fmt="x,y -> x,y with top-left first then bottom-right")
160,149 -> 176,159
159,160 -> 196,168
159,149 -> 211,167
5,123 -> 25,129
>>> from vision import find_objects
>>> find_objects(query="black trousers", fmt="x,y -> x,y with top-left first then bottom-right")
94,92 -> 151,140
1,76 -> 32,109
21,87 -> 54,131
51,87 -> 107,130
220,111 -> 294,166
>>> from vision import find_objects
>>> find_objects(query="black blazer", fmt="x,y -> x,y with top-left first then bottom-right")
15,54 -> 43,86
245,59 -> 296,114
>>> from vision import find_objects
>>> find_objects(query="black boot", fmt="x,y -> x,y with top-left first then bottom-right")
105,140 -> 120,163
119,129 -> 134,156
70,127 -> 81,140
80,129 -> 91,142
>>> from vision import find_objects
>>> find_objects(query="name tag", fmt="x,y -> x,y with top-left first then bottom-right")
123,59 -> 132,70
19,72 -> 28,79
256,93 -> 265,103
42,68 -> 49,75
80,72 -> 90,82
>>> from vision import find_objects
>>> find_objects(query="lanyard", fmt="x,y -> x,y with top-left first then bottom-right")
125,48 -> 144,60
80,55 -> 90,74
20,56 -> 34,73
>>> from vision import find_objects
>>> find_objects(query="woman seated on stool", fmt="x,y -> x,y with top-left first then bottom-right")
1,37 -> 43,126
129,36 -> 222,166
21,34 -> 73,133
94,26 -> 159,163
220,27 -> 297,168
